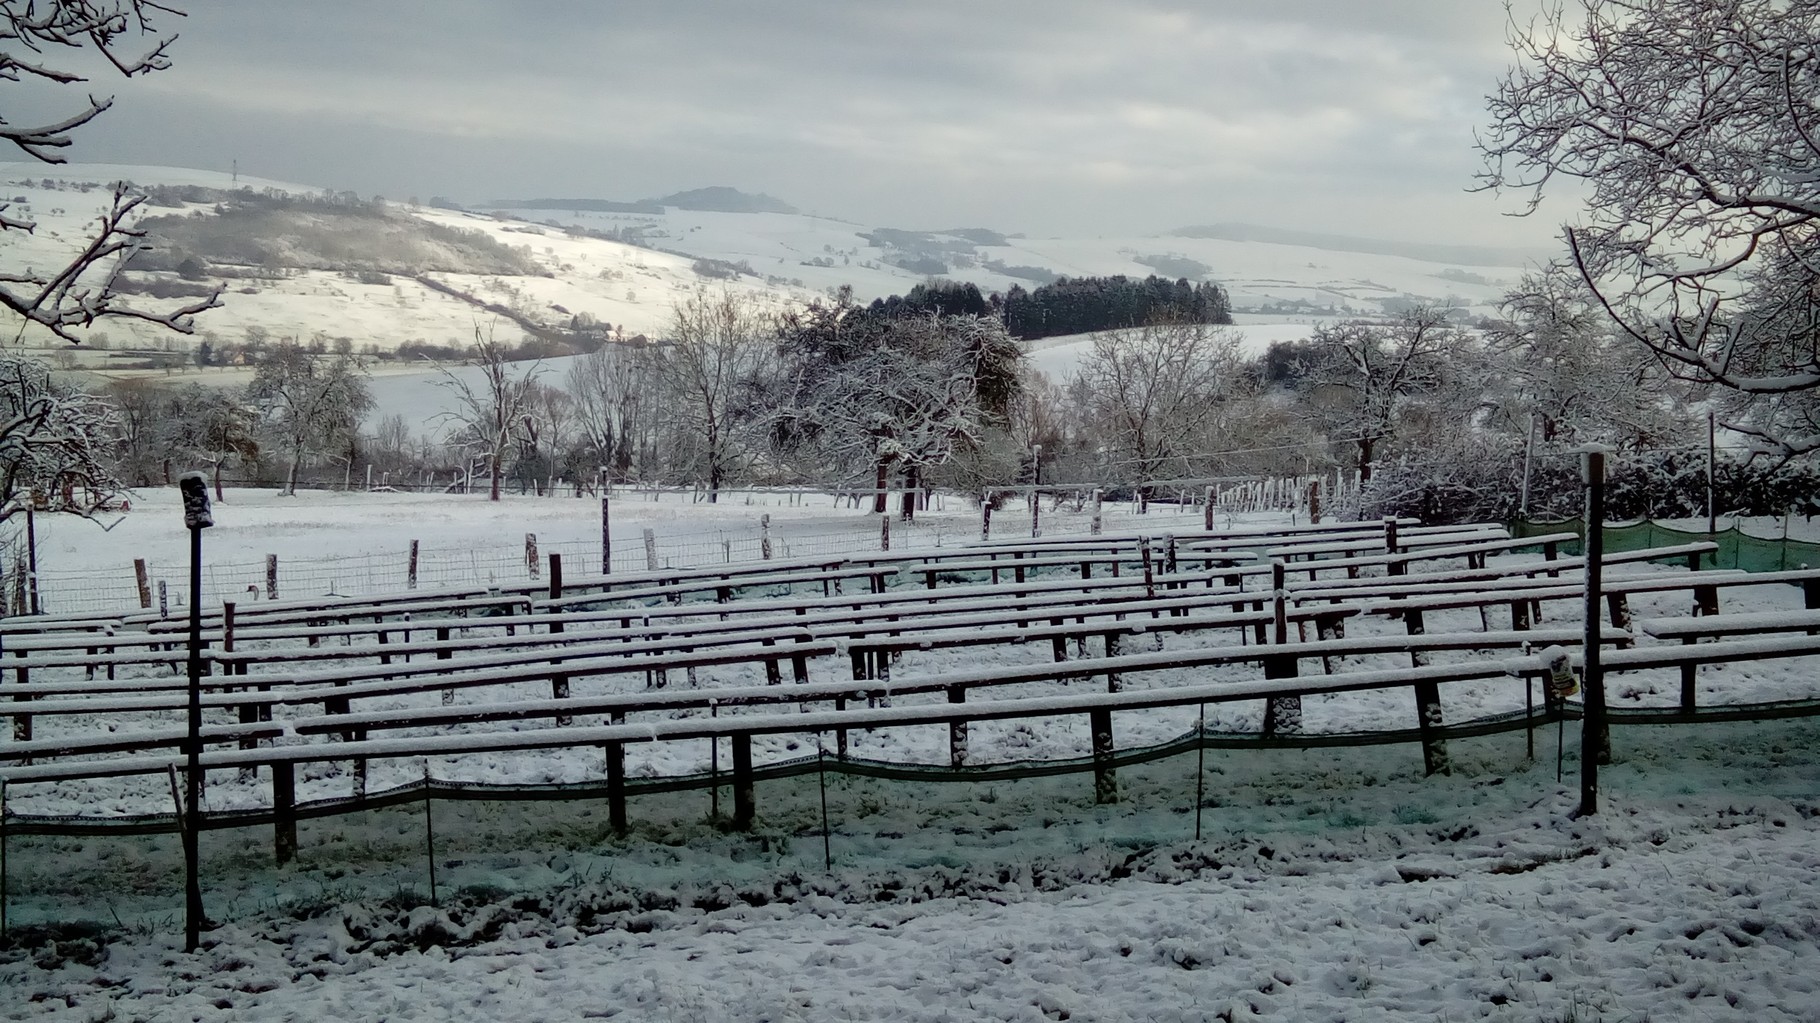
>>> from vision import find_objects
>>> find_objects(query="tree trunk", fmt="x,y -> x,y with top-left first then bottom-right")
873,457 -> 889,514
706,415 -> 721,503
901,464 -> 918,522
1358,436 -> 1375,483
489,453 -> 501,501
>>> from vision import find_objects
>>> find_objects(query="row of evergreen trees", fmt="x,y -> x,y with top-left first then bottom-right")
858,275 -> 1233,343
1001,275 -> 1231,340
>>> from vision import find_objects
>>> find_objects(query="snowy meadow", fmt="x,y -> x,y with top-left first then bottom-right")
5,490 -> 1820,1022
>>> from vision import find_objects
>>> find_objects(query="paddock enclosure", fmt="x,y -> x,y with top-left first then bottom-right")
5,513 -> 1820,931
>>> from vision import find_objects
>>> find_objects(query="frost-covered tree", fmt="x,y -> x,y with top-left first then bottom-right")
1,1 -> 219,342
248,342 -> 372,496
1477,0 -> 1820,455
433,327 -> 544,501
0,354 -> 124,523
650,290 -> 773,502
1301,309 -> 1472,482
1483,273 -> 1685,450
768,291 -> 1022,511
1071,319 -> 1244,489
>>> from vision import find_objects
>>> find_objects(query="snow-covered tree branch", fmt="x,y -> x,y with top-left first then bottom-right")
0,353 -> 126,524
1477,0 -> 1820,452
1071,319 -> 1243,489
1301,309 -> 1471,482
1,1 -> 220,343
767,291 -> 1023,510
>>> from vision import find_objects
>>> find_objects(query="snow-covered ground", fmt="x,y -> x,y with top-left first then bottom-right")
7,492 -> 1820,1020
6,718 -> 1818,1022
13,485 -> 1221,613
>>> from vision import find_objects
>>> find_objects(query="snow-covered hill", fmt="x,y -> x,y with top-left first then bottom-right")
0,164 -> 817,353
2,163 -> 1538,364
489,201 -> 1540,318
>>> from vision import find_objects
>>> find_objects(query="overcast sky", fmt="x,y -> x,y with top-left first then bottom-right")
48,0 -> 1568,247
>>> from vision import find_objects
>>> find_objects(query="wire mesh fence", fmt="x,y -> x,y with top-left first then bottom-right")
4,494 -> 1230,617
5,706 -> 1817,934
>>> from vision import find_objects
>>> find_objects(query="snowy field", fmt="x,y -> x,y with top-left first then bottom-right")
6,719 -> 1819,1021
14,486 -> 1222,613
8,493 -> 1820,1020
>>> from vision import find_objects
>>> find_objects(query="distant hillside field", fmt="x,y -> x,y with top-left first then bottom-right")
3,163 -> 1538,359
0,164 -> 815,353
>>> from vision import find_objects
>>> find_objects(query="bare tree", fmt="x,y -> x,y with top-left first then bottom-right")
1072,320 -> 1243,489
566,342 -> 652,483
519,381 -> 576,494
1477,0 -> 1820,454
433,326 -> 543,501
248,341 -> 373,496
2,1 -> 219,342
650,290 -> 772,502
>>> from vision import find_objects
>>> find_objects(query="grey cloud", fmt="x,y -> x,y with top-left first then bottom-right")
58,0 -> 1563,244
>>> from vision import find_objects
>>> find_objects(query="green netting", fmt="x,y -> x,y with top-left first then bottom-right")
1512,518 -> 1820,573
8,702 -> 1820,935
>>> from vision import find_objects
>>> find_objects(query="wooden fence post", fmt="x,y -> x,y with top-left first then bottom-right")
525,533 -> 539,580
158,580 -> 168,619
11,661 -> 29,743
1308,480 -> 1321,524
1262,561 -> 1302,734
548,554 -> 570,723
1091,489 -> 1103,535
948,686 -> 968,767
134,558 -> 152,609
265,554 -> 278,600
880,515 -> 890,552
981,493 -> 992,541
1204,487 -> 1215,530
1091,708 -> 1117,804
273,762 -> 297,865
1405,606 -> 1449,776
759,515 -> 772,560
644,528 -> 660,570
1605,593 -> 1633,649
601,494 -> 612,574
1510,598 -> 1536,761
23,507 -> 37,616
1580,448 -> 1609,817
732,733 -> 755,830
606,714 -> 628,833
407,540 -> 419,590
